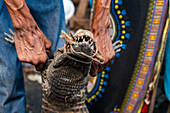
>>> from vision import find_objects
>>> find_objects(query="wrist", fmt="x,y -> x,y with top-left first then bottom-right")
5,0 -> 36,30
4,0 -> 24,11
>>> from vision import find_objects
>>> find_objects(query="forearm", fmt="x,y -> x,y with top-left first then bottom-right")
4,0 -> 52,68
91,0 -> 111,33
4,0 -> 36,30
90,0 -> 114,76
91,0 -> 114,63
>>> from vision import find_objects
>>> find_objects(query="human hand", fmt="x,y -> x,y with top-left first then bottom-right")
14,26 -> 51,71
90,0 -> 115,76
4,0 -> 51,71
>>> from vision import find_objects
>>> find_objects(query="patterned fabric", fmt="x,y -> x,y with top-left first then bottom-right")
0,0 -> 66,112
164,29 -> 170,101
86,0 -> 169,113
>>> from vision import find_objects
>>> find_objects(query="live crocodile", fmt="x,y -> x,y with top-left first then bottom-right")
5,29 -> 104,113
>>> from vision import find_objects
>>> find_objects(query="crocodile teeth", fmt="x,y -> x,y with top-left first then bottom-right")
90,42 -> 93,46
83,37 -> 85,41
91,46 -> 94,50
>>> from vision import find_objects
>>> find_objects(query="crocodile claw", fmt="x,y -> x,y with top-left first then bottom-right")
4,29 -> 15,45
112,40 -> 122,53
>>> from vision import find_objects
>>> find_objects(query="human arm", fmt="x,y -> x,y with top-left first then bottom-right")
90,0 -> 115,76
4,0 -> 51,70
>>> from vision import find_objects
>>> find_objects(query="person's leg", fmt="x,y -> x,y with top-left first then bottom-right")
26,0 -> 66,57
0,2 -> 26,113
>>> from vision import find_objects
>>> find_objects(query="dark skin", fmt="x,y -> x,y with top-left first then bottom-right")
4,0 -> 114,74
4,0 -> 51,70
90,0 -> 115,76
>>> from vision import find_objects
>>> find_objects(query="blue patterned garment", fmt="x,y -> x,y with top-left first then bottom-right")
164,29 -> 170,101
0,0 -> 66,112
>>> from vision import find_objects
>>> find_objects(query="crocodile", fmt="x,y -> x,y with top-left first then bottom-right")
5,29 -> 104,113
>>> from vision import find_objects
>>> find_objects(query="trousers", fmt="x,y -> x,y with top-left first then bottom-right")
0,0 -> 66,112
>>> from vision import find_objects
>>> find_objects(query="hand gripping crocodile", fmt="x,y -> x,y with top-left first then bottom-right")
5,29 -> 104,113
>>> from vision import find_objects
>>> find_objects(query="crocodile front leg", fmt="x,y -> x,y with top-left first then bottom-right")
4,29 -> 15,45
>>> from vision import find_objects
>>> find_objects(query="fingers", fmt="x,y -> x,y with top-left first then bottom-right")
40,31 -> 51,49
90,61 -> 99,77
35,54 -> 48,71
41,32 -> 52,56
14,27 -> 50,68
45,38 -> 52,49
45,40 -> 52,56
15,36 -> 48,66
28,48 -> 48,65
35,63 -> 45,71
17,48 -> 48,65
46,49 -> 52,56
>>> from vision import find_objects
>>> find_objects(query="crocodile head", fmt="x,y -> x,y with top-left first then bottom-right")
60,30 -> 104,64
